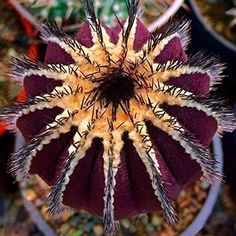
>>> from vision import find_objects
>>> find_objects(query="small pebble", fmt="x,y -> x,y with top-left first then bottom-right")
179,198 -> 191,209
200,181 -> 210,190
58,223 -> 71,234
70,215 -> 83,227
61,211 -> 72,222
25,189 -> 37,201
121,219 -> 130,228
34,198 -> 43,207
151,215 -> 162,227
146,224 -> 155,233
68,229 -> 83,236
83,221 -> 95,232
93,225 -> 103,236
215,22 -> 224,33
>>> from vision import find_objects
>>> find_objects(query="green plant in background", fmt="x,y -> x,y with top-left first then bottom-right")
95,0 -> 128,26
22,0 -> 176,28
23,0 -> 128,28
25,0 -> 86,27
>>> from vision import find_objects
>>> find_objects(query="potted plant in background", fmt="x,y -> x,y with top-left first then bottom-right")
7,0 -> 128,30
0,0 -> 31,190
189,0 -> 236,80
0,1 -> 31,135
0,2 -> 37,235
189,0 -> 236,51
8,0 -> 186,31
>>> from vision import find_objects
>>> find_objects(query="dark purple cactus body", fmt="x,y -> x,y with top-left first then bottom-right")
1,0 -> 235,234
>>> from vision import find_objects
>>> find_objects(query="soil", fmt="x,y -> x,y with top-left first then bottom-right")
195,0 -> 236,46
18,176 -> 210,236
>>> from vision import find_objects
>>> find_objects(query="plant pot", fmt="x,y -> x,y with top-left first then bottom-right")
189,0 -> 236,76
14,134 -> 223,236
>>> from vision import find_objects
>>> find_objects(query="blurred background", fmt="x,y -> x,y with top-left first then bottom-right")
0,0 -> 236,235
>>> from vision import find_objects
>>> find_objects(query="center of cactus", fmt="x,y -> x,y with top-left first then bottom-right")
92,70 -> 135,119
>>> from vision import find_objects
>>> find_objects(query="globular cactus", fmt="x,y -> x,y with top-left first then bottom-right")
1,0 -> 236,234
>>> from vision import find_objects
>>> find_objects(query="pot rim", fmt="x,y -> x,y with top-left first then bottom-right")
147,0 -> 185,32
189,0 -> 236,53
181,135 -> 223,236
